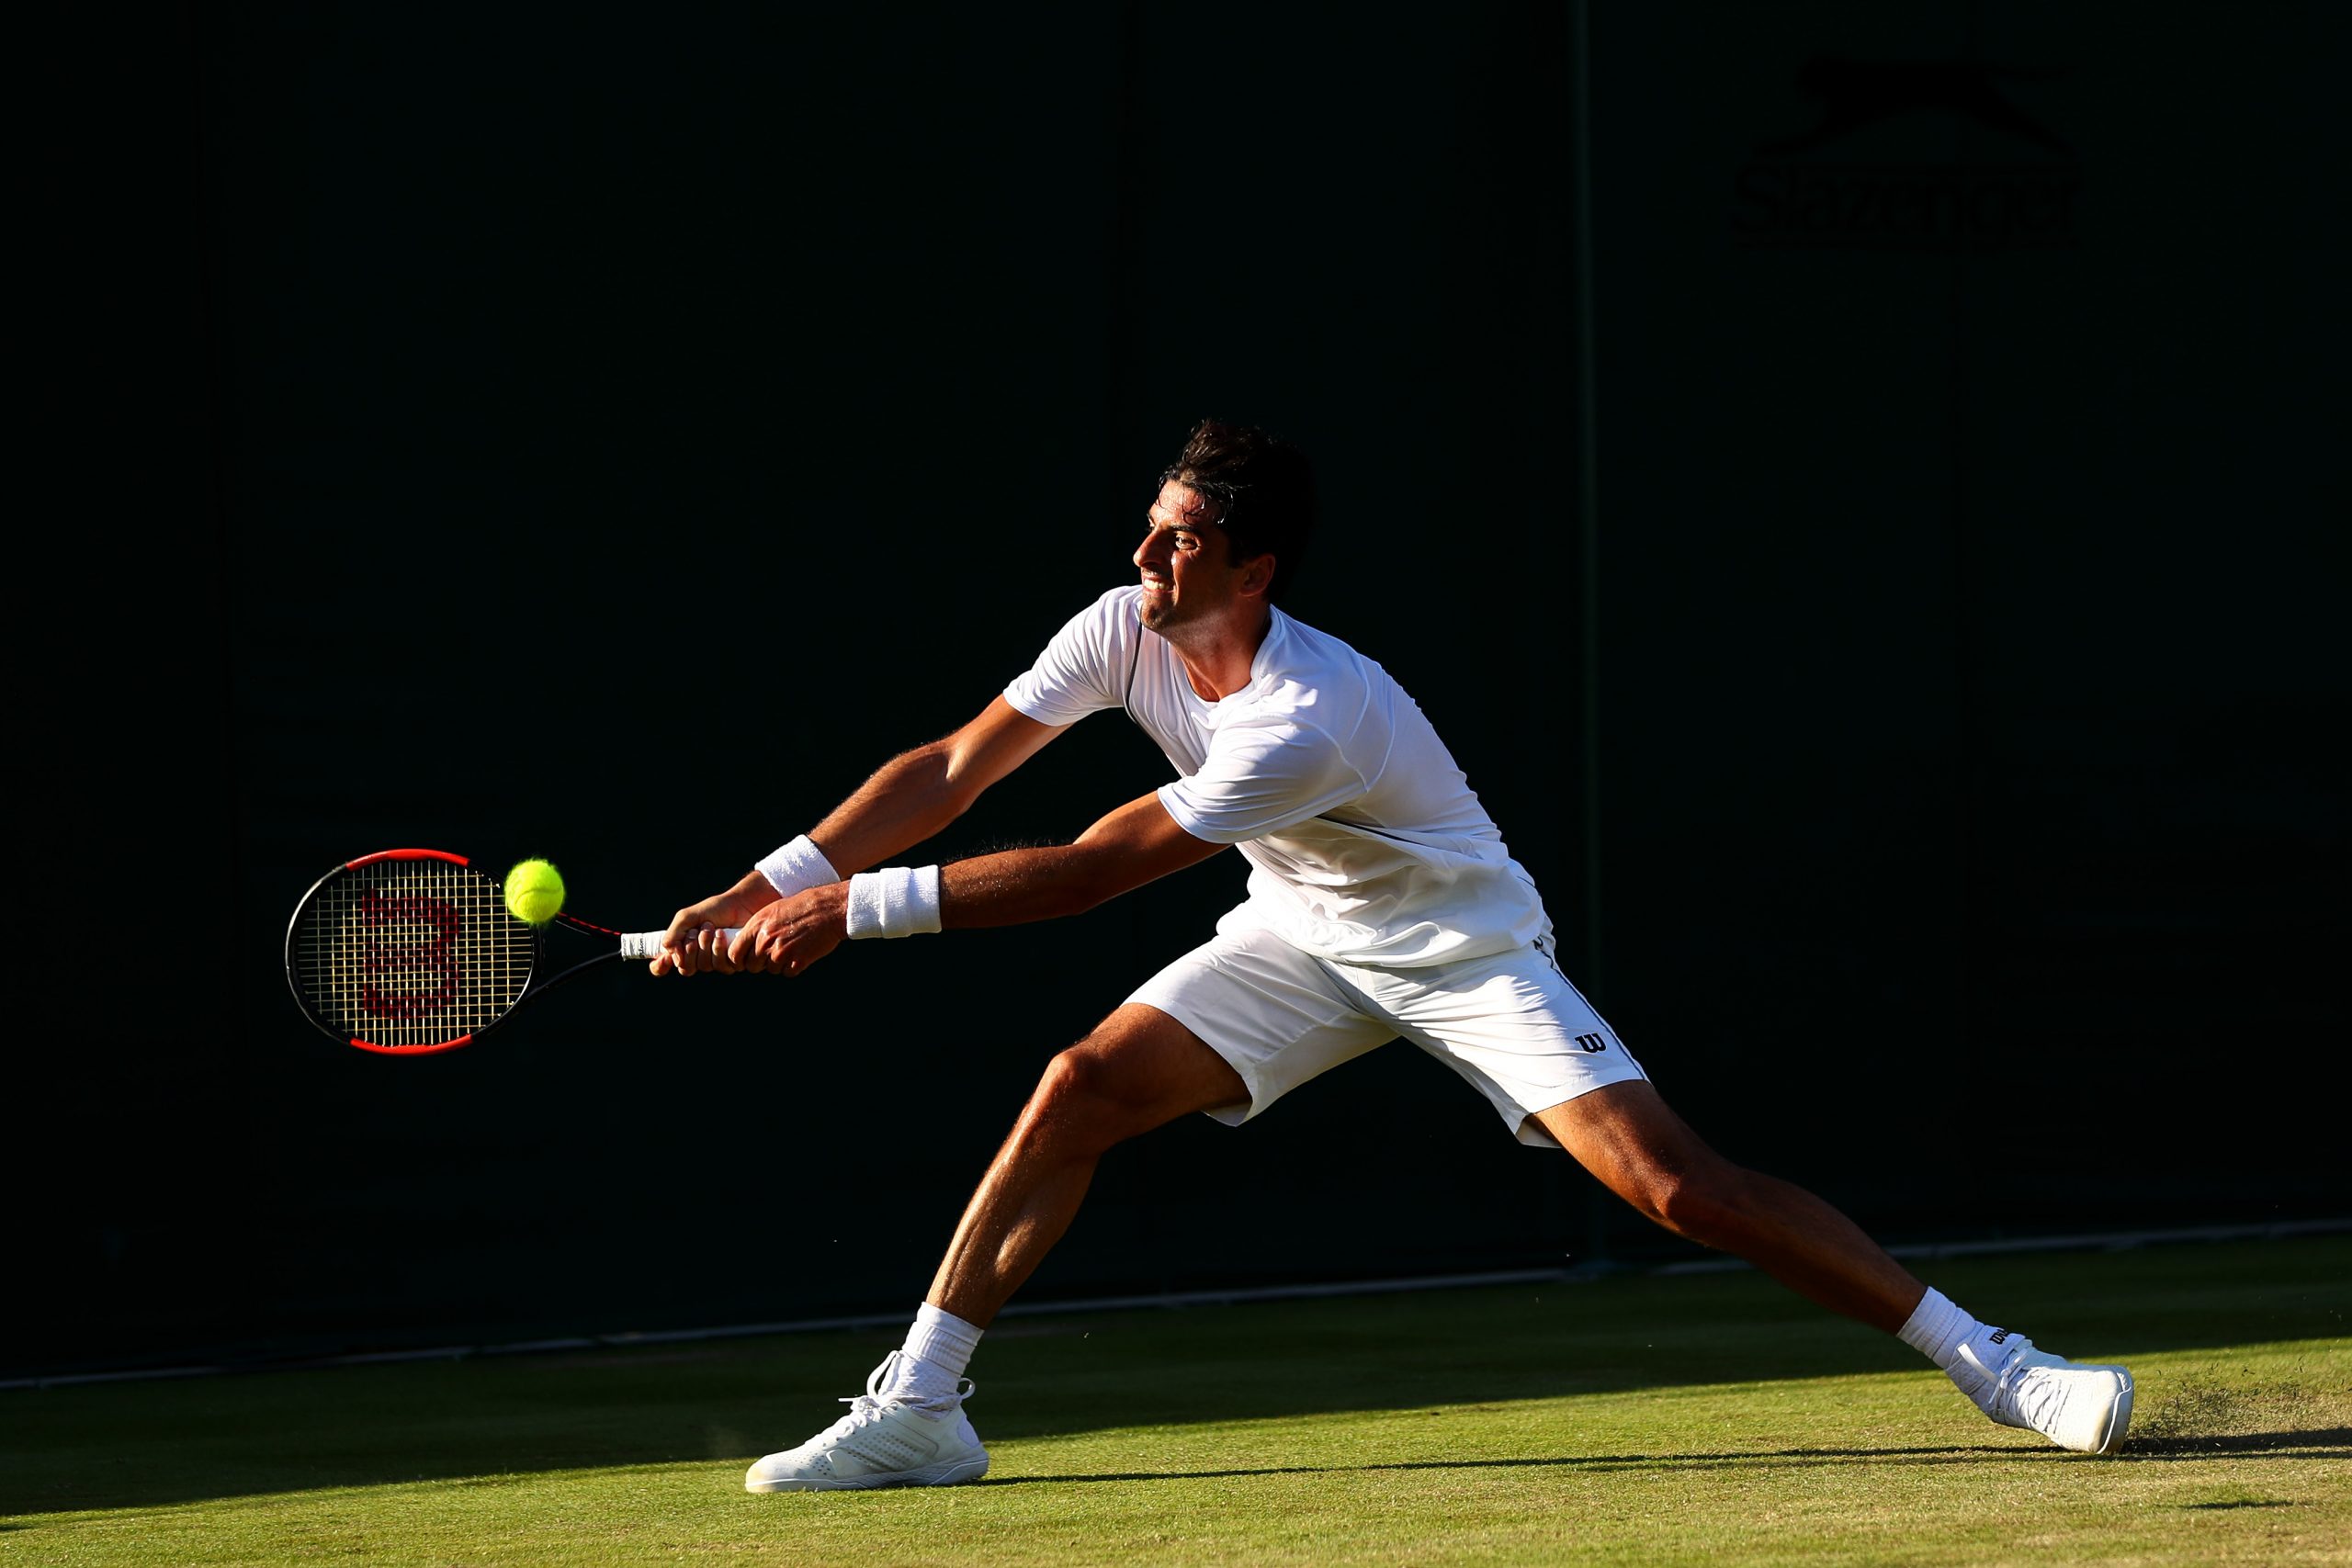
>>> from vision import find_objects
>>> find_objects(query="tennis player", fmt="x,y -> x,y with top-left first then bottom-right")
656,420 -> 2134,1491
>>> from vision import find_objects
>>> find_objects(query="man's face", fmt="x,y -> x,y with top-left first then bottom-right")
1133,479 -> 1261,633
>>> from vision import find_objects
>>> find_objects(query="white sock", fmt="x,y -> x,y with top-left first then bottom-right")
1897,1287 -> 1978,1368
1899,1287 -> 2019,1408
884,1303 -> 983,1404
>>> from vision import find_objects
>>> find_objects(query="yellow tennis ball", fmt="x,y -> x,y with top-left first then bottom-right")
503,858 -> 566,925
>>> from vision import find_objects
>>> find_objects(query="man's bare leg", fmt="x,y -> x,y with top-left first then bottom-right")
1532,1081 -> 1924,1329
928,1003 -> 1250,1325
1534,1081 -> 2134,1452
745,1004 -> 1245,1493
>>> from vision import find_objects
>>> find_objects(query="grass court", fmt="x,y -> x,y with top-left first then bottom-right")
5,1235 -> 2345,1565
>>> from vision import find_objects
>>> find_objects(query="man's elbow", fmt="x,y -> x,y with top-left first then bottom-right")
890,740 -> 985,820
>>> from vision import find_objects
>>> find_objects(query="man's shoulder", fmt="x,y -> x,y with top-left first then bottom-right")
1220,610 -> 1400,750
1063,584 -> 1141,637
1261,608 -> 1394,699
1006,586 -> 1144,719
1035,585 -> 1142,649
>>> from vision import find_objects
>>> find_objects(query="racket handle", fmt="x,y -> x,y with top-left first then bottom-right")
619,927 -> 743,962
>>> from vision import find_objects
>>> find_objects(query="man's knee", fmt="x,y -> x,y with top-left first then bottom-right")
1031,1041 -> 1114,1116
1011,1010 -> 1242,1156
1008,1041 -> 1156,1162
1544,1084 -> 1746,1242
1625,1160 -> 1753,1247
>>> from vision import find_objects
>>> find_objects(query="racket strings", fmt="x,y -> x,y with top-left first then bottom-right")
293,861 -> 535,1047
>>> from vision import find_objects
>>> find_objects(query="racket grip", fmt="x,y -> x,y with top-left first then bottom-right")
619,928 -> 743,962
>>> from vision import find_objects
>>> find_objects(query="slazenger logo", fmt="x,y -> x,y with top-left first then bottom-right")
1732,55 -> 2081,252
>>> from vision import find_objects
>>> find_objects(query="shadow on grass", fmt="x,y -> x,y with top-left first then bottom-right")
989,1443 -> 2013,1485
2124,1427 -> 2352,1460
985,1427 -> 2352,1486
4,1237 -> 2346,1517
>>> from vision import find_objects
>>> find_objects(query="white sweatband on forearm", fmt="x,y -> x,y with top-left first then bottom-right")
757,834 -> 842,898
844,865 -> 943,939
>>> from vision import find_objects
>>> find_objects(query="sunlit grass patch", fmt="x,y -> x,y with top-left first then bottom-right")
4,1236 -> 2346,1566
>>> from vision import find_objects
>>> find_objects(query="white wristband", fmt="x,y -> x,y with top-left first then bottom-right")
844,865 -> 943,939
757,834 -> 841,898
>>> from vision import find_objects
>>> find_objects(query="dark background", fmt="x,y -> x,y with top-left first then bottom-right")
17,2 -> 2344,1380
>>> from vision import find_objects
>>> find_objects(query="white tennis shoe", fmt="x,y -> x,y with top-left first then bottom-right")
1950,1330 -> 2134,1454
744,1353 -> 991,1493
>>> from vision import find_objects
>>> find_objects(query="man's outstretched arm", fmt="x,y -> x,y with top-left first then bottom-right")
654,697 -> 1064,974
706,791 -> 1225,976
935,792 -> 1225,927
801,697 -> 1069,878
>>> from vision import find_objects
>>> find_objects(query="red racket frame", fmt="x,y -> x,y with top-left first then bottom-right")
284,848 -> 629,1055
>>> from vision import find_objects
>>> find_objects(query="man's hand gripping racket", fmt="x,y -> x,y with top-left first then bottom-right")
283,849 -> 748,1055
656,879 -> 850,978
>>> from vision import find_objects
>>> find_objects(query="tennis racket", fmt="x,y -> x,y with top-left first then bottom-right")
283,848 -> 738,1055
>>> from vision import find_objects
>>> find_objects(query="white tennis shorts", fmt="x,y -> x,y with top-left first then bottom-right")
1127,924 -> 1647,1147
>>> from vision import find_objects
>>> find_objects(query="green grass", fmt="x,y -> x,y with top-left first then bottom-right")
4,1236 -> 2346,1565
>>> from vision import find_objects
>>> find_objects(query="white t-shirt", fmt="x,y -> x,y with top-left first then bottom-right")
1003,586 -> 1547,966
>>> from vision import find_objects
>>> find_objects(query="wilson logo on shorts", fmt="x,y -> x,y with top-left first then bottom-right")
1575,1033 -> 1608,1054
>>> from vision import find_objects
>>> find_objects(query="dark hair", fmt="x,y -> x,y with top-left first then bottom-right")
1159,419 -> 1317,602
